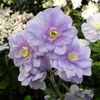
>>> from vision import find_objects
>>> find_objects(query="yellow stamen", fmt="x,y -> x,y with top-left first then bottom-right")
92,22 -> 100,30
20,47 -> 30,58
49,28 -> 58,40
68,52 -> 78,61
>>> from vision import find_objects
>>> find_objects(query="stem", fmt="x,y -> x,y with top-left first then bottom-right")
62,83 -> 68,92
57,78 -> 68,91
49,70 -> 62,98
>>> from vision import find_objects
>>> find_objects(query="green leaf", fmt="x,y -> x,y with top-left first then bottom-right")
24,95 -> 32,100
0,81 -> 8,89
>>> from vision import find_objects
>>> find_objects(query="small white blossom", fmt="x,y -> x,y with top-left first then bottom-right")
92,0 -> 99,3
0,8 -> 33,47
82,1 -> 99,19
71,0 -> 82,9
53,0 -> 67,7
82,13 -> 100,42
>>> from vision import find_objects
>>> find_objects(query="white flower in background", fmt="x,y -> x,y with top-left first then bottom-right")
82,13 -> 100,42
82,1 -> 99,19
92,0 -> 99,3
53,0 -> 67,7
71,0 -> 82,9
0,8 -> 33,47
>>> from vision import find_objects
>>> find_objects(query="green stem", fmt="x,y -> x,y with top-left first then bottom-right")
49,70 -> 62,98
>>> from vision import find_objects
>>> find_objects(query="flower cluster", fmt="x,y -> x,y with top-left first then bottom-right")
8,7 -> 92,89
0,8 -> 33,51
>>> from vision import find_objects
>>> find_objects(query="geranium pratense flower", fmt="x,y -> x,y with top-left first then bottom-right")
82,13 -> 100,42
18,56 -> 50,89
8,30 -> 43,72
51,38 -> 92,83
26,7 -> 77,56
18,67 -> 46,89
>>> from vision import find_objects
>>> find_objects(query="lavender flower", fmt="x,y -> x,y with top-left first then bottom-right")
82,13 -> 100,42
64,85 -> 94,100
64,85 -> 80,100
26,7 -> 77,56
8,30 -> 43,72
18,56 -> 50,89
51,37 -> 92,83
18,67 -> 46,89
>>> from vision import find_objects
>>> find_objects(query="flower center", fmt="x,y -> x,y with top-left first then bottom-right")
49,27 -> 59,40
20,47 -> 30,58
92,22 -> 100,30
68,52 -> 79,62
